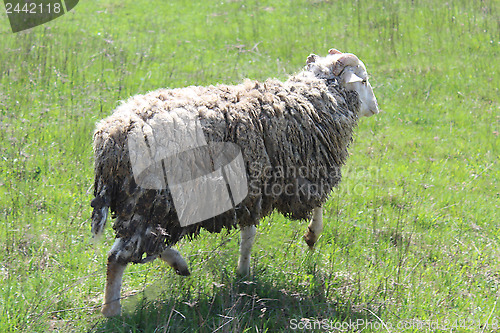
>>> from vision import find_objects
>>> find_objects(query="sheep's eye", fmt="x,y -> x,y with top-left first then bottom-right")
362,79 -> 367,84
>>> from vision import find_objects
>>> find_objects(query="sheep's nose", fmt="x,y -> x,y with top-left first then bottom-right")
364,106 -> 379,117
371,100 -> 379,115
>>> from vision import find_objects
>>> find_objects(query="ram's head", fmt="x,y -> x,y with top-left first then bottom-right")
307,49 -> 379,117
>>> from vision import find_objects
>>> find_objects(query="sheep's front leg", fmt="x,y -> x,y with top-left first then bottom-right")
304,206 -> 323,248
101,257 -> 127,317
160,247 -> 190,276
237,225 -> 256,276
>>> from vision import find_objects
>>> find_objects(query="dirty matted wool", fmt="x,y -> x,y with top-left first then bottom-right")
91,72 -> 359,263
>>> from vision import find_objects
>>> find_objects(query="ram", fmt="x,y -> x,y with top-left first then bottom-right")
91,48 -> 379,317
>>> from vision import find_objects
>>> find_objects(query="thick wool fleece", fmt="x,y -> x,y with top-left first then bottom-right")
91,71 -> 359,263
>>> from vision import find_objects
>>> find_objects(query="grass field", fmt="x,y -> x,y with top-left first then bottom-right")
0,0 -> 498,331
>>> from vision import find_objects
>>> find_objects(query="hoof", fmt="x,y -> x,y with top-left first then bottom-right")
174,265 -> 191,276
160,248 -> 190,276
304,228 -> 318,249
101,301 -> 121,317
237,265 -> 250,277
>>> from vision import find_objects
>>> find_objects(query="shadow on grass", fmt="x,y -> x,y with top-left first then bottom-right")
89,267 -> 380,333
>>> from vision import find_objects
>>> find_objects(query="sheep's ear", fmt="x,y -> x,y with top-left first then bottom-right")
328,48 -> 342,55
306,54 -> 319,64
344,71 -> 364,83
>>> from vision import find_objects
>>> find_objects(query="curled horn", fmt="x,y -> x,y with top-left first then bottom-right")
328,48 -> 342,55
332,53 -> 360,76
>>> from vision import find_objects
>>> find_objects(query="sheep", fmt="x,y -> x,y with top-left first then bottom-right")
91,48 -> 379,317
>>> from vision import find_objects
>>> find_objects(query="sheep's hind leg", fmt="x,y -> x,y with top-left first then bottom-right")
237,225 -> 256,276
101,239 -> 128,317
304,206 -> 323,249
159,247 -> 190,276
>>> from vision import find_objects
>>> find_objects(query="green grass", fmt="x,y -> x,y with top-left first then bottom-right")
0,0 -> 498,331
